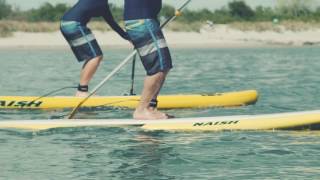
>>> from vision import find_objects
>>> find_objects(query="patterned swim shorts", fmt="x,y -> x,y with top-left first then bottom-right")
125,19 -> 172,75
60,21 -> 102,62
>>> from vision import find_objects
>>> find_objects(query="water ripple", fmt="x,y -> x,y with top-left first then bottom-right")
1,47 -> 320,179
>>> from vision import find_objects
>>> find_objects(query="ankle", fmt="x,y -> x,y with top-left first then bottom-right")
149,99 -> 158,109
77,84 -> 88,92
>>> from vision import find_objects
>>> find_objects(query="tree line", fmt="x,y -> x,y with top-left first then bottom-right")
1,0 -> 320,23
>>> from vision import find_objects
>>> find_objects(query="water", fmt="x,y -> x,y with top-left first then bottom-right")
0,47 -> 320,179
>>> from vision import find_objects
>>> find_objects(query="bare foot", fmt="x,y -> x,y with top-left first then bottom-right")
148,107 -> 175,119
133,108 -> 169,120
75,91 -> 89,97
75,91 -> 99,97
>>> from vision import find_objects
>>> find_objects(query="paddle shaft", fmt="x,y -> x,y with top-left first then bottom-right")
129,53 -> 137,95
161,0 -> 192,29
67,50 -> 137,119
67,0 -> 192,119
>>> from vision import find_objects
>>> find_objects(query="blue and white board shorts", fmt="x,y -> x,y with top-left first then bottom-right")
125,19 -> 172,76
60,21 -> 102,62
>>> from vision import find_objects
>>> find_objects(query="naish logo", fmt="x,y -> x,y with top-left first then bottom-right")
0,100 -> 43,108
193,121 -> 239,126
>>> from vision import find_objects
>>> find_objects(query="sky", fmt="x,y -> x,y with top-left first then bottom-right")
7,0 -> 278,10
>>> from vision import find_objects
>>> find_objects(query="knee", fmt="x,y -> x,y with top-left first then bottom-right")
163,69 -> 170,76
97,55 -> 103,61
158,70 -> 170,77
93,55 -> 103,63
154,71 -> 169,80
82,55 -> 103,68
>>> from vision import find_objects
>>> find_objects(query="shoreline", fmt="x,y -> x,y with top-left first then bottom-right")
1,25 -> 320,49
0,43 -> 305,50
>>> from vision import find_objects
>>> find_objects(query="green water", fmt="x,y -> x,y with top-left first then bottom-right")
0,47 -> 320,179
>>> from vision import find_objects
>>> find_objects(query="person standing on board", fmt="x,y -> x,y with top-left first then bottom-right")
60,0 -> 129,97
124,0 -> 173,120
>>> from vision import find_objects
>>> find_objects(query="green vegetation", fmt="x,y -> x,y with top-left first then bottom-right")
229,1 -> 255,20
0,22 -> 12,37
0,0 -> 11,20
3,0 -> 320,23
27,3 -> 69,22
1,0 -> 320,37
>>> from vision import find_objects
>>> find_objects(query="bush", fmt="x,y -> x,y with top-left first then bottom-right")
0,0 -> 12,20
109,3 -> 124,22
228,1 -> 255,20
28,3 -> 69,22
0,22 -> 12,37
160,4 -> 175,19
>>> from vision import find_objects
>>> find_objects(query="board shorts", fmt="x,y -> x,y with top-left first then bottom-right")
60,21 -> 103,62
125,19 -> 172,76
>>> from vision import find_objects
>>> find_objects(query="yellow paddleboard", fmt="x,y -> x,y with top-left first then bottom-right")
0,110 -> 319,131
0,90 -> 258,109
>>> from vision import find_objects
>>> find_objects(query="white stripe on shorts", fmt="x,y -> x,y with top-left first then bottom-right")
138,39 -> 168,57
70,34 -> 96,47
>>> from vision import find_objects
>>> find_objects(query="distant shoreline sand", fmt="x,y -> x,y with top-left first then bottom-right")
1,25 -> 320,49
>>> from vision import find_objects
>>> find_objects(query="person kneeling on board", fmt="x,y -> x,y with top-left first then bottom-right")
60,0 -> 129,97
124,0 -> 173,120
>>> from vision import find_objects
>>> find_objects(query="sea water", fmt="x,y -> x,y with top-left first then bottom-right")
0,47 -> 319,179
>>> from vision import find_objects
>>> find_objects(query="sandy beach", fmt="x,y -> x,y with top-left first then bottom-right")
0,24 -> 320,49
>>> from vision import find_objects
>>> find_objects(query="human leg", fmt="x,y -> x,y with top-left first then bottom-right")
60,21 -> 103,97
76,55 -> 103,97
133,71 -> 169,119
125,19 -> 173,119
